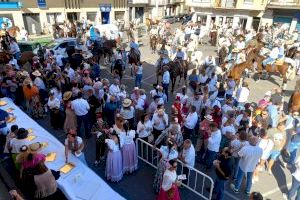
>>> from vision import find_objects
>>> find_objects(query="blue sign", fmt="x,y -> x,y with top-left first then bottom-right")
37,0 -> 47,8
99,4 -> 111,12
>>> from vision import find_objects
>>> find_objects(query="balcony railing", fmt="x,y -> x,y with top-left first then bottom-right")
214,0 -> 236,8
128,0 -> 149,4
268,0 -> 300,7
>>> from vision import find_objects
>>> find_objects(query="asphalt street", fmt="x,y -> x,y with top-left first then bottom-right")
6,23 -> 299,200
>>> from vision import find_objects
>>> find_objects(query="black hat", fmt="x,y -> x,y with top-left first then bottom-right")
16,128 -> 28,140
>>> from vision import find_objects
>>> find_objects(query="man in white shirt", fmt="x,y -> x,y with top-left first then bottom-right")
8,56 -> 20,70
236,82 -> 250,108
262,43 -> 279,68
183,106 -> 198,140
65,63 -> 75,82
162,66 -> 170,101
179,139 -> 195,184
235,36 -> 245,50
204,55 -> 216,68
152,108 -> 168,140
71,92 -> 91,138
204,122 -> 222,169
109,79 -> 121,97
230,136 -> 263,195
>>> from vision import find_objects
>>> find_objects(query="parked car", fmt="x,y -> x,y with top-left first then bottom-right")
33,38 -> 77,58
18,41 -> 42,53
95,24 -> 123,40
163,16 -> 176,24
182,15 -> 192,25
175,14 -> 187,22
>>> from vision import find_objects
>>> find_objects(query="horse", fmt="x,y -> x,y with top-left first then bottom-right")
218,46 -> 228,65
288,80 -> 300,112
169,61 -> 183,93
53,24 -> 64,39
150,35 -> 157,54
102,39 -> 116,65
68,22 -> 77,38
228,49 -> 257,87
128,47 -> 140,69
0,52 -> 11,64
20,51 -> 35,66
255,55 -> 290,89
7,26 -> 20,38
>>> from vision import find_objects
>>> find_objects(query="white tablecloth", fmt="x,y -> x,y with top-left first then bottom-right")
2,98 -> 126,200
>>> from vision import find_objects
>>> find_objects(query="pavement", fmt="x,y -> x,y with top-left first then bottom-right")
1,23 -> 299,200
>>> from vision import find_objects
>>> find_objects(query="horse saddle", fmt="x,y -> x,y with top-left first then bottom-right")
274,59 -> 284,66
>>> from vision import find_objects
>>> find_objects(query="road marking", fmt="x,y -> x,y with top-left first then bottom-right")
224,191 -> 241,200
262,182 -> 292,197
142,74 -> 156,82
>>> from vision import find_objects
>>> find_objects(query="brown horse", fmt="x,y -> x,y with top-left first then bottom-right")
53,24 -> 64,39
218,46 -> 228,65
20,51 -> 35,66
229,49 -> 257,86
0,52 -> 10,64
150,35 -> 157,54
169,61 -> 184,93
7,26 -> 20,38
255,55 -> 290,89
68,22 -> 77,38
288,80 -> 300,112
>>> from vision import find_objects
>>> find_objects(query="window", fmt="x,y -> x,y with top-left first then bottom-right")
58,42 -> 68,48
244,0 -> 253,4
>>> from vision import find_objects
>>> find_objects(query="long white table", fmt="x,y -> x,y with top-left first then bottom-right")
1,98 -> 126,200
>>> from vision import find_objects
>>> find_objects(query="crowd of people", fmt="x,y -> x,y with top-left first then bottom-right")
0,17 -> 299,200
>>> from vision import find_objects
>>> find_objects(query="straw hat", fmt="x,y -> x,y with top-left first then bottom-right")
32,70 -> 41,77
63,91 -> 73,101
23,78 -> 32,86
204,115 -> 213,122
122,98 -> 132,107
29,142 -> 43,152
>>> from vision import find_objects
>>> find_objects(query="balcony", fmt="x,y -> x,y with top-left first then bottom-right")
149,0 -> 167,6
268,0 -> 300,8
128,0 -> 149,4
214,0 -> 236,8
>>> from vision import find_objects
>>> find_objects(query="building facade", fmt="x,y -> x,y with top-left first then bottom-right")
187,0 -> 266,30
0,0 -> 128,35
261,0 -> 300,32
128,0 -> 186,23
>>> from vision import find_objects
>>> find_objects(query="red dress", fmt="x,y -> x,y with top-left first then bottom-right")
172,102 -> 183,123
157,184 -> 181,200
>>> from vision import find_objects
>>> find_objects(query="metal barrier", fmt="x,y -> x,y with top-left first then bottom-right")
136,138 -> 214,200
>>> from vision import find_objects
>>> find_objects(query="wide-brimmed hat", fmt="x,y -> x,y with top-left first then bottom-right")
29,142 -> 43,152
63,91 -> 72,101
23,78 -> 32,86
32,56 -> 39,60
122,98 -> 132,107
204,115 -> 213,122
232,48 -> 239,53
32,70 -> 41,77
18,70 -> 29,77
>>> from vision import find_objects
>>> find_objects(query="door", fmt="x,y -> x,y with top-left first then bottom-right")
67,13 -> 78,22
102,12 -> 110,24
239,18 -> 247,29
252,17 -> 260,31
135,7 -> 144,23
22,13 -> 42,35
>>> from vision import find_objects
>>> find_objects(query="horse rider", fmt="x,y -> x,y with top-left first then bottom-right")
130,38 -> 140,54
150,26 -> 158,37
174,46 -> 186,61
155,50 -> 170,75
235,35 -> 246,51
204,55 -> 216,78
262,41 -> 280,70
